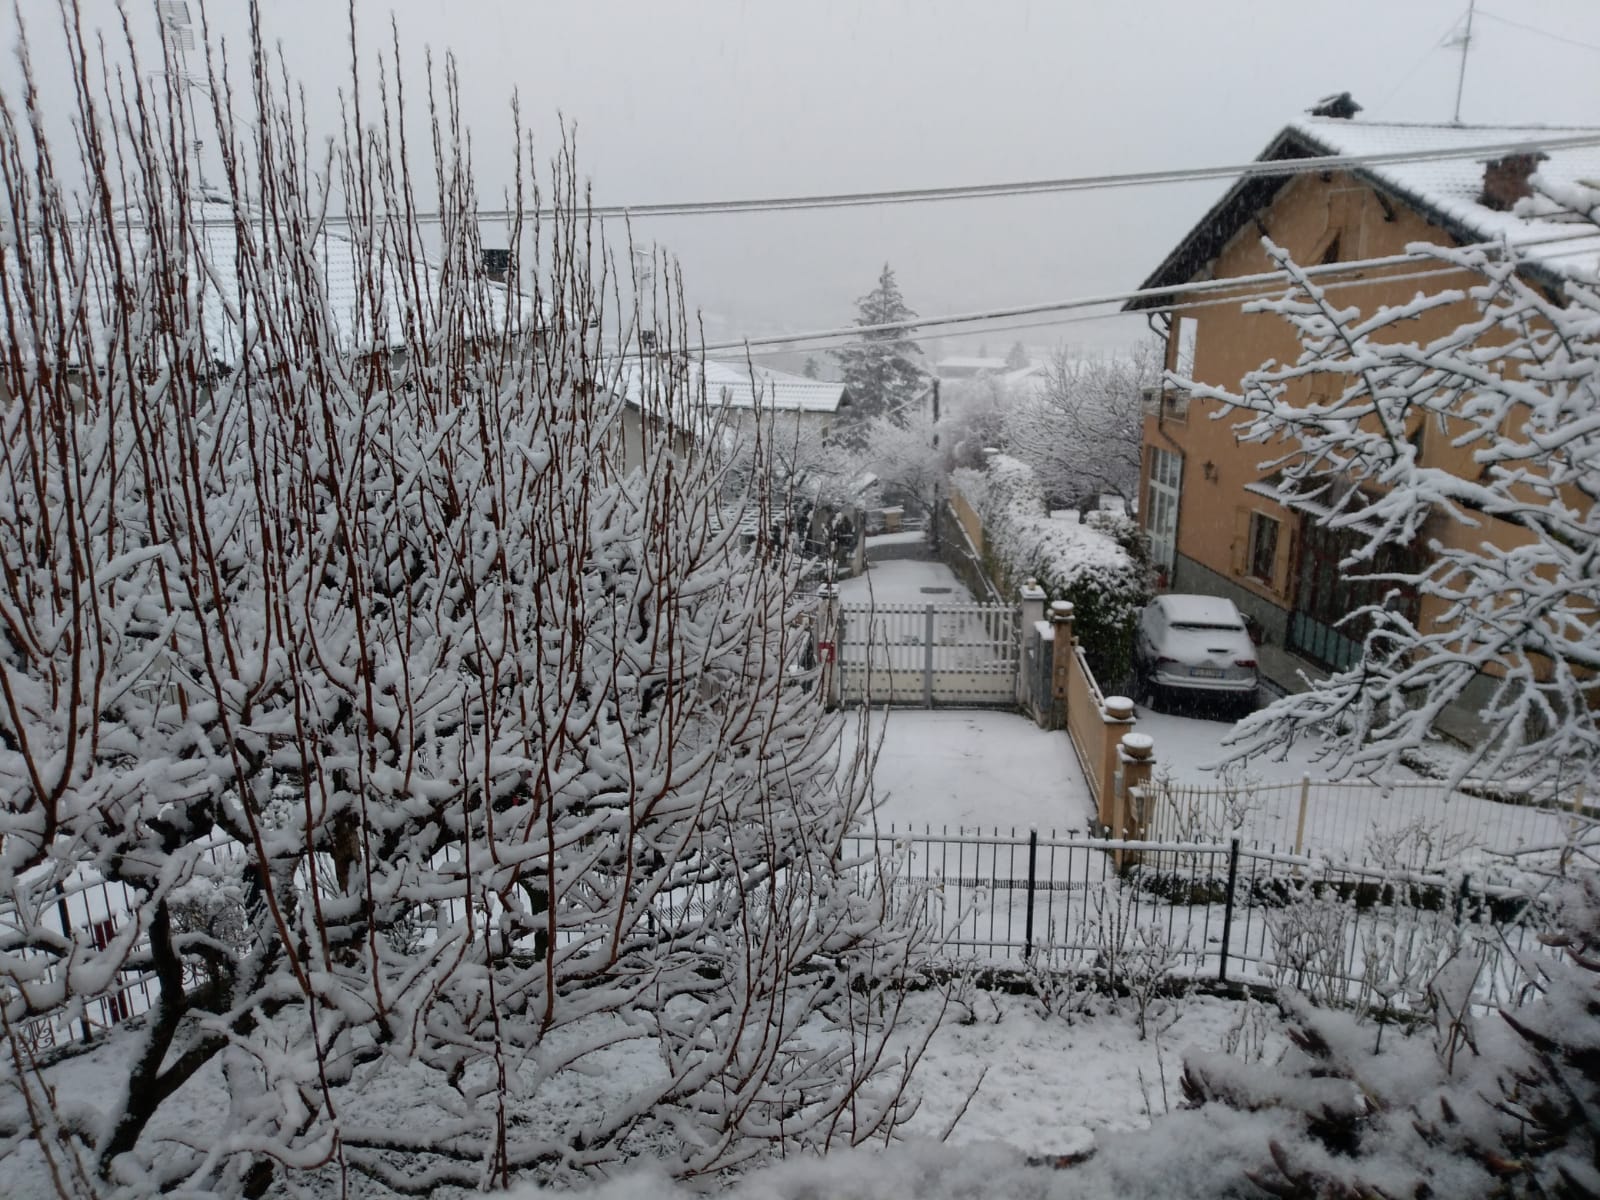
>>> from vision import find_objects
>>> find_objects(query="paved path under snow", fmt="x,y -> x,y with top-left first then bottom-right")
847,709 -> 1097,835
836,558 -> 975,607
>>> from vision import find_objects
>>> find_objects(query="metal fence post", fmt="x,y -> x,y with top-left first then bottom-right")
1024,828 -> 1039,958
1294,774 -> 1311,856
923,604 -> 935,709
1218,837 -> 1241,984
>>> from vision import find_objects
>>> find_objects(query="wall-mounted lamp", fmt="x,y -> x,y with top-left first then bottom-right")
1202,460 -> 1217,482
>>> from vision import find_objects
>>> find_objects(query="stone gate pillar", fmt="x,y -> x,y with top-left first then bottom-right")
1049,600 -> 1075,704
1115,731 -> 1156,870
1018,578 -> 1047,711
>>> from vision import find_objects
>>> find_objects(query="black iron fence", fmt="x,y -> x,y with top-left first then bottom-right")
848,825 -> 1559,1011
5,826 -> 1564,1055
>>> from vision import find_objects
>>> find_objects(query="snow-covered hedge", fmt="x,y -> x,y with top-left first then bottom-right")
953,454 -> 1150,683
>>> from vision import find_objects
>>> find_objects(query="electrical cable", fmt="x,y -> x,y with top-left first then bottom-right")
675,228 -> 1597,358
1475,10 -> 1600,55
270,133 -> 1600,228
1371,6 -> 1475,114
707,242 -> 1597,362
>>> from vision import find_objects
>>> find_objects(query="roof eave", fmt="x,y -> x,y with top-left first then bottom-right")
1123,127 -> 1321,313
1123,125 -> 1574,313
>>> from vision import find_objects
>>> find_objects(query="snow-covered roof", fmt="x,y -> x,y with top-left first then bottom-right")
1128,114 -> 1600,308
1153,594 -> 1245,628
702,361 -> 850,413
14,196 -> 531,367
626,360 -> 850,416
1286,116 -> 1600,273
935,356 -> 1011,378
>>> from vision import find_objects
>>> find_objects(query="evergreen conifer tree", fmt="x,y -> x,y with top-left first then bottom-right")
833,263 -> 926,434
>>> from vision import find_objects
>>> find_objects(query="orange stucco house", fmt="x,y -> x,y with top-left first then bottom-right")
1126,95 -> 1600,699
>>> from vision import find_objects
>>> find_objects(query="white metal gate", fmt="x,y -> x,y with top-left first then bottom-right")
836,602 -> 1019,706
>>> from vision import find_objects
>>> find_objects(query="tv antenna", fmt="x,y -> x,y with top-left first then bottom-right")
156,1 -> 212,191
1447,0 -> 1476,124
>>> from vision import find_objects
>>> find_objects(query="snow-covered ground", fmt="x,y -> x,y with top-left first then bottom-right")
1135,705 -> 1334,783
838,558 -> 973,606
864,529 -> 929,549
28,986 -> 1288,1200
892,990 -> 1278,1156
847,709 -> 1095,834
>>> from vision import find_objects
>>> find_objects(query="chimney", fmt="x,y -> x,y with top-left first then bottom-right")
1480,153 -> 1548,211
481,248 -> 512,283
1309,92 -> 1362,120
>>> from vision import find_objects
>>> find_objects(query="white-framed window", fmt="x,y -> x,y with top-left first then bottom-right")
1146,446 -> 1182,581
1174,317 -> 1198,378
1162,316 -> 1199,420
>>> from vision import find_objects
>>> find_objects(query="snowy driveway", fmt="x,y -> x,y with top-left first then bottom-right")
836,558 -> 974,606
1134,704 -> 1328,782
845,709 -> 1096,835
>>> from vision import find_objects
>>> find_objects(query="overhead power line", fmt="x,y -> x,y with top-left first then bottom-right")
1476,9 -> 1600,55
489,135 -> 1600,220
283,133 -> 1600,227
683,229 -> 1596,358
707,245 -> 1596,362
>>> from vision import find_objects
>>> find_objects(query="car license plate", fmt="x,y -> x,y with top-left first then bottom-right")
1189,667 -> 1224,679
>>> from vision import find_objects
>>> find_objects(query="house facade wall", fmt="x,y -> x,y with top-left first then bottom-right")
1139,168 -> 1536,672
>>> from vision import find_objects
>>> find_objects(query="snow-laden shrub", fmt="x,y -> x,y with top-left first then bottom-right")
0,18 -> 942,1196
952,455 -> 1150,683
1165,876 -> 1600,1198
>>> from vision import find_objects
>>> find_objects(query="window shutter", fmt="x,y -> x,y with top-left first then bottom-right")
1272,517 -> 1295,596
1231,508 -> 1250,576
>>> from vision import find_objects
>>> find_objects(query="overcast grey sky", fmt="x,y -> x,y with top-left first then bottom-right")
11,0 -> 1600,355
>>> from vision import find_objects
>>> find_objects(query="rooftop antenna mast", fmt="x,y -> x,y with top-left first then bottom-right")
1448,0 -> 1476,124
632,245 -> 658,352
156,1 -> 211,192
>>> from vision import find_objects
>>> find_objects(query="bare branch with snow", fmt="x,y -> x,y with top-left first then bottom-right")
1180,192 -> 1600,800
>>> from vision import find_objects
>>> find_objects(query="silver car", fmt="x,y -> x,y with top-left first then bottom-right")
1135,594 -> 1258,710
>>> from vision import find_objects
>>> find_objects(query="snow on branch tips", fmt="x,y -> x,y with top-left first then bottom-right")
1177,190 -> 1600,800
0,8 -> 940,1196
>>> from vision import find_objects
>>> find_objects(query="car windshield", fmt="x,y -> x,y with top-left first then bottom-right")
1170,621 -> 1244,632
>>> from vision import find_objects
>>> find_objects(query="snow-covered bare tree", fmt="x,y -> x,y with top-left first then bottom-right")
938,375 -> 1012,470
849,383 -> 1015,545
1186,189 -> 1600,800
855,408 -> 947,519
832,264 -> 926,437
0,9 -> 937,1196
1004,342 -> 1156,509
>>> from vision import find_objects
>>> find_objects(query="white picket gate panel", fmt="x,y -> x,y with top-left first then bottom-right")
837,602 -> 1018,706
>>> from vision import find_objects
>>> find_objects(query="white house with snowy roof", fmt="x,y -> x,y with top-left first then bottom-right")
3,194 -> 530,382
934,355 -> 1010,380
1124,93 -> 1600,690
619,358 -> 853,471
